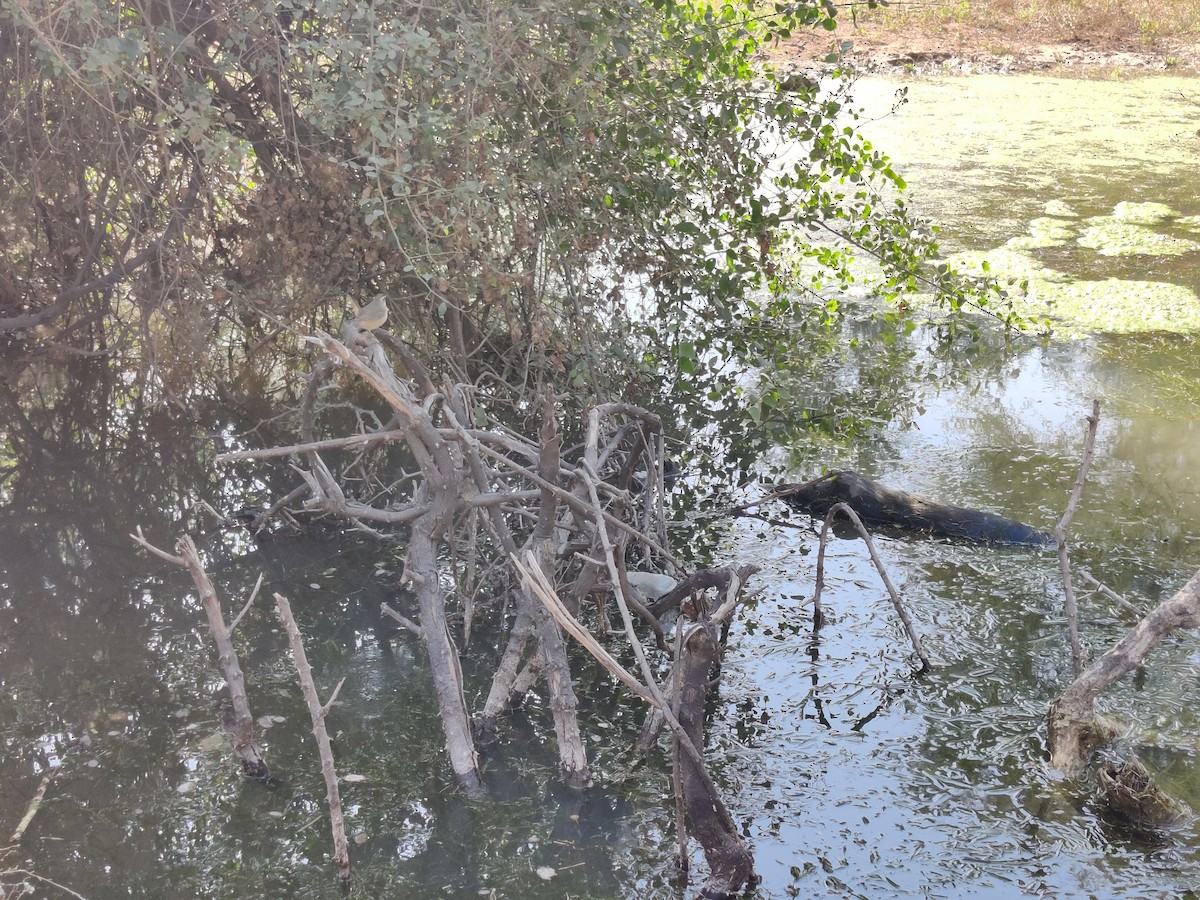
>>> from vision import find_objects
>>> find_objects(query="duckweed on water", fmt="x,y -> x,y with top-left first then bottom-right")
1112,200 -> 1179,224
1029,278 -> 1200,333
1043,199 -> 1078,218
947,243 -> 1200,334
947,247 -> 1069,284
1005,216 -> 1077,250
1077,218 -> 1200,256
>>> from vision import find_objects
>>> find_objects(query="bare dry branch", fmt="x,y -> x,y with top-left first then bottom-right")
274,593 -> 351,885
131,530 -> 269,779
813,502 -> 931,673
380,602 -> 424,638
216,431 -> 406,464
1048,567 -> 1200,773
1057,399 -> 1101,677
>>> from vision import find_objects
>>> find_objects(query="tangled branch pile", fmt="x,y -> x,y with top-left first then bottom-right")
214,317 -> 762,892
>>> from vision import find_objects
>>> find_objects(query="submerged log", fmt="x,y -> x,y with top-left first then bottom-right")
777,471 -> 1053,547
1099,756 -> 1189,827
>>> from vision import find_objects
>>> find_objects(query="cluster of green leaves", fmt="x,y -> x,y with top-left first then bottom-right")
1,0 -> 995,412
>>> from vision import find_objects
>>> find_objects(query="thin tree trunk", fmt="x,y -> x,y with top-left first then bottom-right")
531,396 -> 589,787
408,515 -> 484,794
477,603 -> 534,743
676,621 -> 755,897
178,535 -> 270,779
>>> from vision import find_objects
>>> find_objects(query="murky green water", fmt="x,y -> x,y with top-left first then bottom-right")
3,74 -> 1200,898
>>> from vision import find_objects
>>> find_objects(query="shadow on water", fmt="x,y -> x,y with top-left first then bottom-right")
2,75 -> 1200,899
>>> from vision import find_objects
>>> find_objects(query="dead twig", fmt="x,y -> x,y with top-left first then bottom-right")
380,603 -> 423,638
274,593 -> 352,886
1057,399 -> 1101,677
130,529 -> 269,779
215,431 -> 405,464
1078,569 -> 1144,619
1048,567 -> 1200,774
812,502 -> 931,674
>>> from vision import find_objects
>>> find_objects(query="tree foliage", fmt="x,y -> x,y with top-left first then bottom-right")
0,0 -> 994,402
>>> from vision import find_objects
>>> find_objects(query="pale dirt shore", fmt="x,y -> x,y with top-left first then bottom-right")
773,17 -> 1200,76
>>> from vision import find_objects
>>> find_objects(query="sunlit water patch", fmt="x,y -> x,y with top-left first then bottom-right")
849,75 -> 1200,334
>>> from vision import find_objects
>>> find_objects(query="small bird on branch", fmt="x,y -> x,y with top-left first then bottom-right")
349,295 -> 388,331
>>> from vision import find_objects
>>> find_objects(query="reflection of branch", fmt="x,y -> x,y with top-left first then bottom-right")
1078,569 -> 1143,618
1057,400 -> 1101,677
6,769 -> 55,847
730,508 -> 812,531
0,868 -> 87,900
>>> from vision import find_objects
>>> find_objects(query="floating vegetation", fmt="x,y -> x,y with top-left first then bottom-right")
947,247 -> 1070,284
1111,201 -> 1178,224
1026,278 -> 1200,334
949,195 -> 1200,334
1077,219 -> 1200,257
1006,216 -> 1077,250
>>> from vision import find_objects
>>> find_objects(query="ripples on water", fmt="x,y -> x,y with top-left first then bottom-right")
721,337 -> 1200,897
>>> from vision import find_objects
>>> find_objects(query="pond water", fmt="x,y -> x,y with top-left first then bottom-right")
2,74 -> 1200,899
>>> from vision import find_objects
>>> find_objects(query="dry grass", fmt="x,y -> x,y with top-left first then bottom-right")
851,0 -> 1200,46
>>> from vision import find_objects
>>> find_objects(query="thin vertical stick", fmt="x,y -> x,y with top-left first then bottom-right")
1057,400 -> 1101,678
274,593 -> 351,886
671,614 -> 688,874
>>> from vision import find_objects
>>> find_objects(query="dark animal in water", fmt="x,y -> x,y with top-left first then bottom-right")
776,470 -> 1054,548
